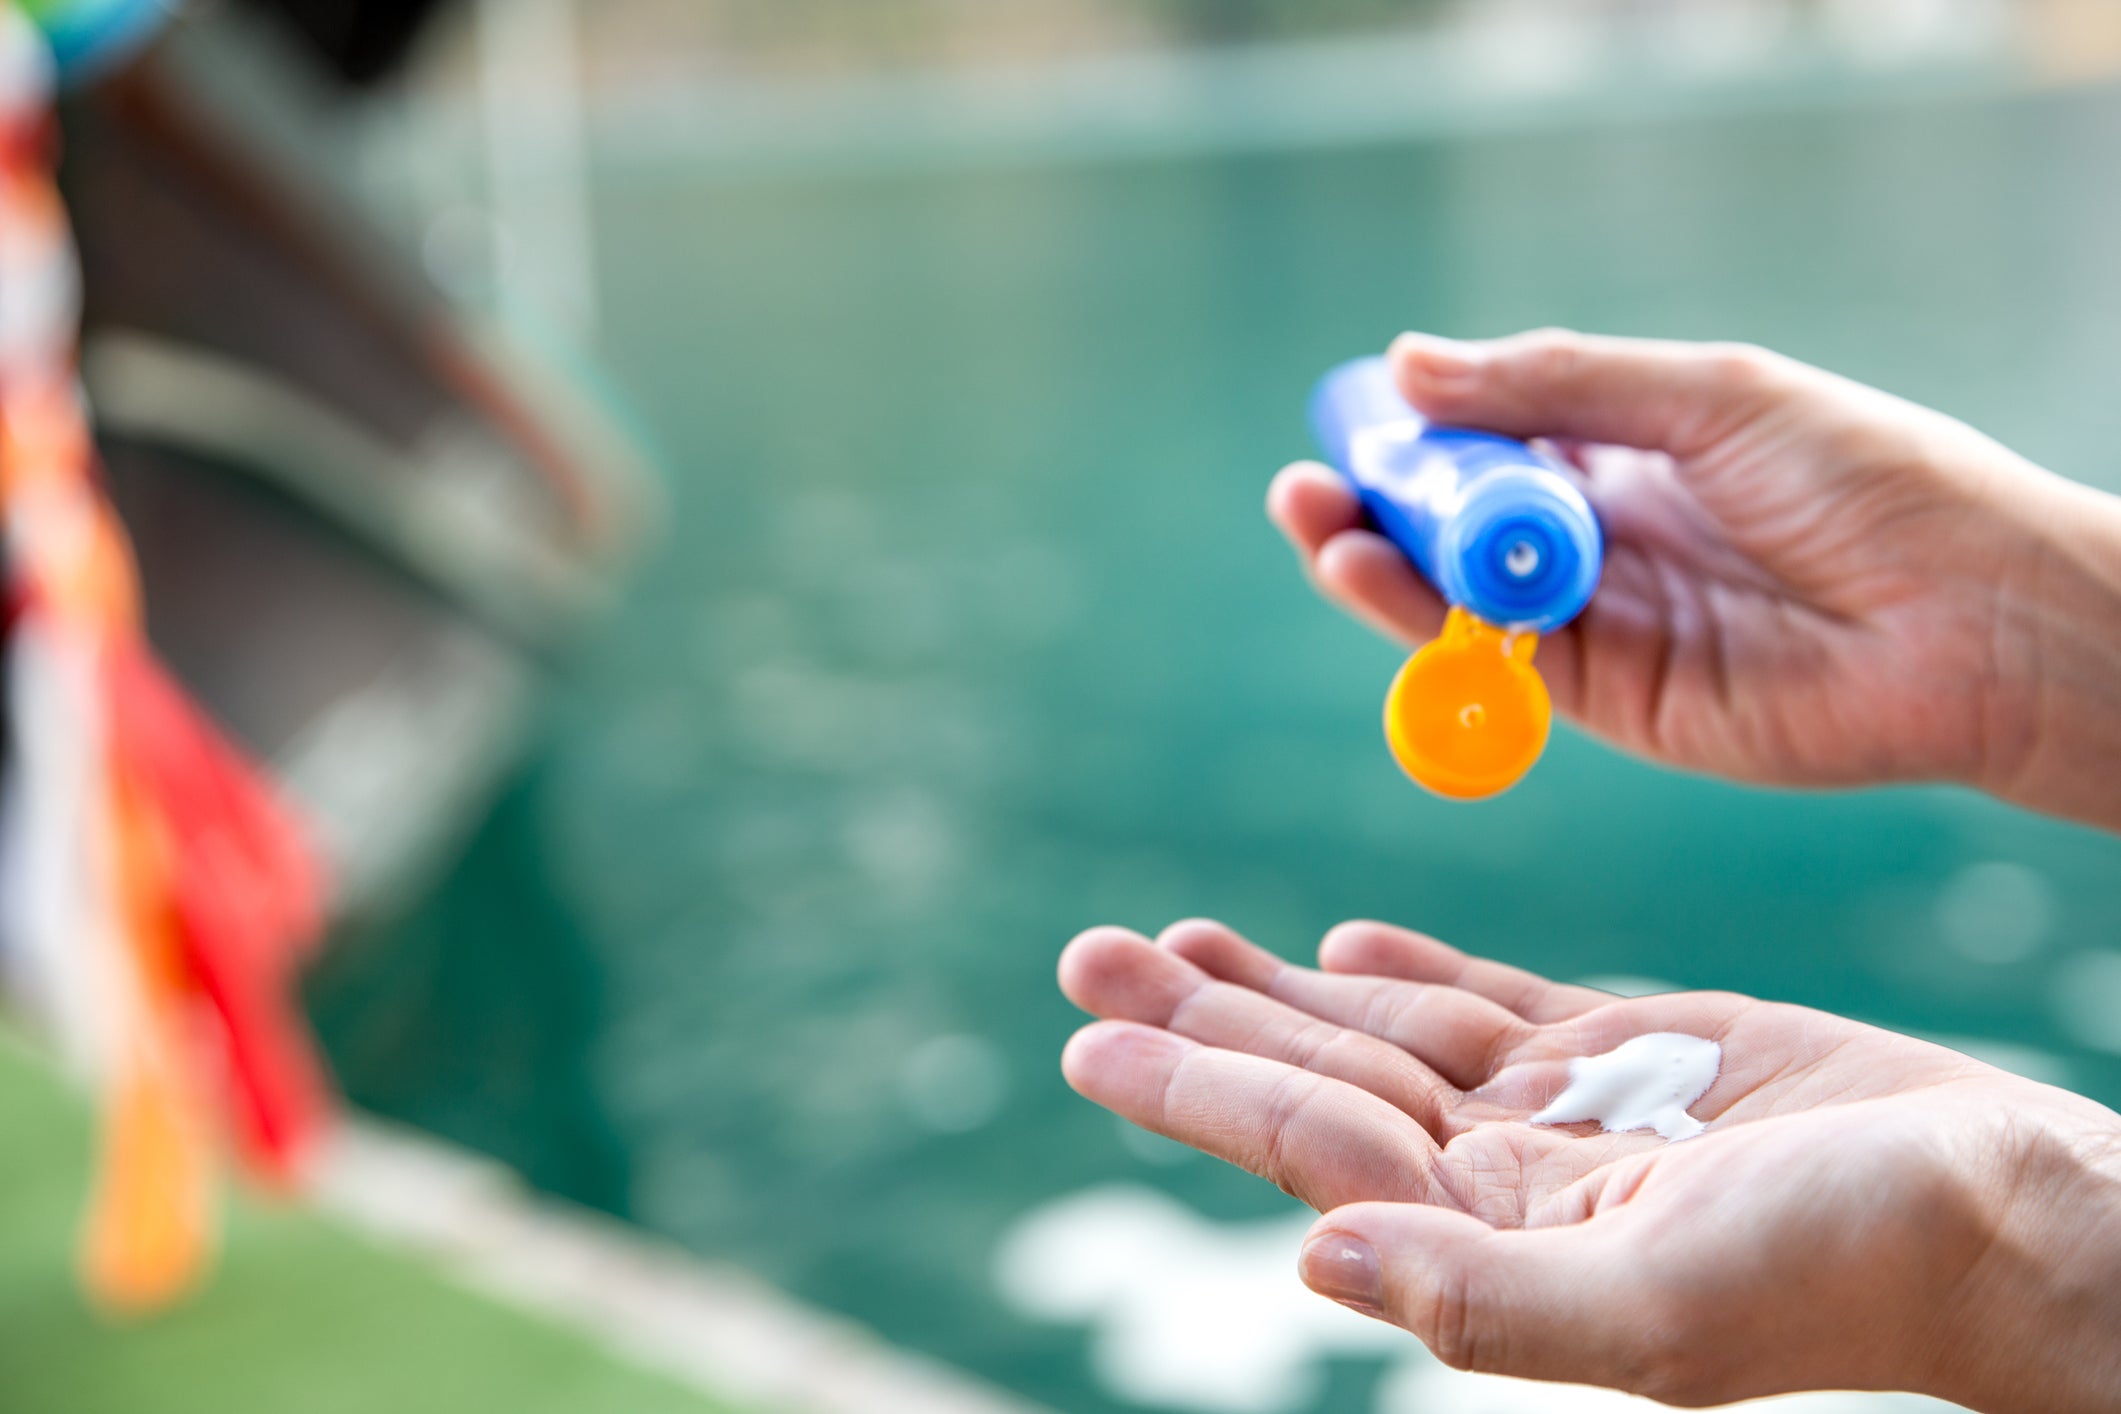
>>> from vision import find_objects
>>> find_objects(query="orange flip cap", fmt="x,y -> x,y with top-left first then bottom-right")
1384,607 -> 1552,800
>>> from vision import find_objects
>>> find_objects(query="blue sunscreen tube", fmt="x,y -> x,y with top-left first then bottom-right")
1308,356 -> 1602,634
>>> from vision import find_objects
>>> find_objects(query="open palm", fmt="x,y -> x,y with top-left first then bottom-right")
1271,330 -> 2110,802
1059,918 -> 2120,1408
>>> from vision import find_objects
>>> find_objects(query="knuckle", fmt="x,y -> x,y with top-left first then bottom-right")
1356,981 -> 1413,1039
1363,985 -> 1447,1061
1414,1267 -> 1488,1373
1506,326 -> 1589,383
1295,1017 -> 1352,1070
1474,1017 -> 1534,1085
1699,340 -> 1790,394
1252,1071 -> 1313,1195
1810,410 -> 1948,493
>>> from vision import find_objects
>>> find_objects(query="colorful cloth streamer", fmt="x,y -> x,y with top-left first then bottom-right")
0,2 -> 332,1313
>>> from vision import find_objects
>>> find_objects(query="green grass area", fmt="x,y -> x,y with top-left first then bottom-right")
0,1036 -> 743,1414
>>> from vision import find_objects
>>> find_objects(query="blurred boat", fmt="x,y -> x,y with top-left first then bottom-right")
56,34 -> 648,923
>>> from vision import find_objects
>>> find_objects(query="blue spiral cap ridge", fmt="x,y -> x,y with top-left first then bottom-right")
1444,466 -> 1601,632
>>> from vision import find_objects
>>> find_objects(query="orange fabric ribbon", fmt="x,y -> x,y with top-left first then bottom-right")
3,4 -> 333,1313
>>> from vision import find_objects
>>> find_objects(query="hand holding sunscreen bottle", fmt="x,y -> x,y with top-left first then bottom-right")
1309,356 -> 1603,798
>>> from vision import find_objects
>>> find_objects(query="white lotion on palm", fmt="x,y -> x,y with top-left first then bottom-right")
1531,1033 -> 1722,1142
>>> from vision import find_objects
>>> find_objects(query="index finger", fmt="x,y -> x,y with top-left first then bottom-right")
1062,1021 -> 1448,1212
1266,460 -> 1361,556
1391,328 -> 1799,459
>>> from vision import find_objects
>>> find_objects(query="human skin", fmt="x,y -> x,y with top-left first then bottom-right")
1058,336 -> 2121,1402
1271,330 -> 2121,833
1058,919 -> 2121,1410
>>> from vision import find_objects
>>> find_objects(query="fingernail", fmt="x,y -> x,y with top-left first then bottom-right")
1390,332 -> 1478,376
1300,1229 -> 1384,1315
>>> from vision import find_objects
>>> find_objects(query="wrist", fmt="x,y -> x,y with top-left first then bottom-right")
1929,1099 -> 2121,1412
1976,471 -> 2121,832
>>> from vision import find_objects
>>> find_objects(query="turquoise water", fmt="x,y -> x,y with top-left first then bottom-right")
312,78 -> 2121,1413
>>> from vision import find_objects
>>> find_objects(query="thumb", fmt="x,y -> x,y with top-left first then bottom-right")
1299,1203 -> 1696,1398
1390,328 -> 1800,460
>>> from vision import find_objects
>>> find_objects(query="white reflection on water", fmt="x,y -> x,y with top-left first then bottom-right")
842,785 -> 961,908
995,1186 -> 1398,1414
898,1033 -> 1008,1134
2051,950 -> 2121,1055
997,1184 -> 1967,1414
1934,861 -> 2055,966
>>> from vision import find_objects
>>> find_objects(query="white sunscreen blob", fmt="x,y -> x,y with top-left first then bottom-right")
1530,1033 -> 1722,1143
